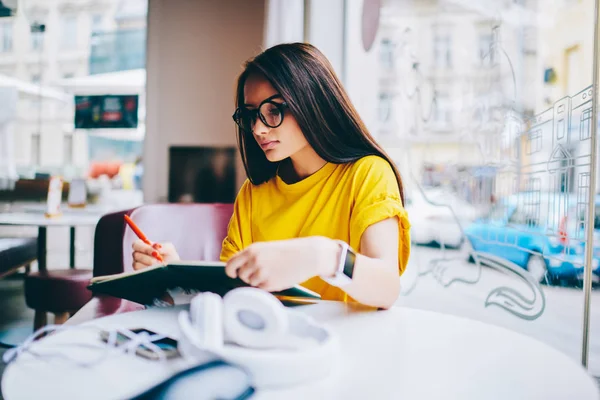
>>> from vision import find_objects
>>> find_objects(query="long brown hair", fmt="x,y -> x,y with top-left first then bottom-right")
234,42 -> 405,203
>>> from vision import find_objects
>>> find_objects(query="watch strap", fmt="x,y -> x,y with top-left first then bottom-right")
321,240 -> 355,287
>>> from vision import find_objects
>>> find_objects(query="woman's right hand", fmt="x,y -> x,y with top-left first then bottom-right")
132,240 -> 180,270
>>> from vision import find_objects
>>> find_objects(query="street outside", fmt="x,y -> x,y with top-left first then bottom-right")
397,245 -> 600,376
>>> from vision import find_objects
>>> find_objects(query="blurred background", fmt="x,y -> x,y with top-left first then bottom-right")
1,0 -> 600,382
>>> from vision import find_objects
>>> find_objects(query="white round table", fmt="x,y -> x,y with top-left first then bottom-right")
2,302 -> 598,400
0,209 -> 112,271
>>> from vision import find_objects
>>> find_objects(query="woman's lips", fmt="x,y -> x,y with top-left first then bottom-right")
260,140 -> 279,150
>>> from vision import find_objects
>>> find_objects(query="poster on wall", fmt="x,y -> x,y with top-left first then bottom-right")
75,95 -> 139,129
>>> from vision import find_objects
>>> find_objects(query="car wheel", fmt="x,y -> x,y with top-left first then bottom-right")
460,238 -> 474,263
526,255 -> 549,284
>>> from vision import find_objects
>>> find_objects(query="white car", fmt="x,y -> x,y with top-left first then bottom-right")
405,187 -> 485,248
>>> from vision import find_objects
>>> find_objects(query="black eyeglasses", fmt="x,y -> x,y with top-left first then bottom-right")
232,94 -> 289,133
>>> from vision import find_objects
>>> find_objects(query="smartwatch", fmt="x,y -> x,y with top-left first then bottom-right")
321,240 -> 356,287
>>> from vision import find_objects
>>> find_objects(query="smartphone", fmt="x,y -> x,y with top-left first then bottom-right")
100,328 -> 180,360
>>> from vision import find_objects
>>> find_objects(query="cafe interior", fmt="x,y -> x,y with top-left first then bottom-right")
1,0 -> 600,399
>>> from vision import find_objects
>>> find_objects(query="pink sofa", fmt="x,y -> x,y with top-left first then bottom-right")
68,203 -> 233,324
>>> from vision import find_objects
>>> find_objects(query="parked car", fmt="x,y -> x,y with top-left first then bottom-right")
464,192 -> 600,284
406,187 -> 487,248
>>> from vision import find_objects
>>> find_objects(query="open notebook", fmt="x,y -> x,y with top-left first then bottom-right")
88,261 -> 321,305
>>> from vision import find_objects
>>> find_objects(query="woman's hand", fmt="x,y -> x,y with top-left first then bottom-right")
131,240 -> 180,270
225,236 -> 339,292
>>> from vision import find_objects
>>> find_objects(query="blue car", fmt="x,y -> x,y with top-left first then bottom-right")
464,193 -> 600,284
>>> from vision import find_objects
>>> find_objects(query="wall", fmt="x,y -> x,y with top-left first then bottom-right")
307,0 -> 345,80
263,0 -> 304,48
144,0 -> 265,203
344,0 -> 379,134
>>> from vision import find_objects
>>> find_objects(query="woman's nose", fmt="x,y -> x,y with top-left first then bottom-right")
253,117 -> 269,135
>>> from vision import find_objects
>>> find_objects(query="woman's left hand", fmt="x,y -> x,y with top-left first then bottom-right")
225,236 -> 339,292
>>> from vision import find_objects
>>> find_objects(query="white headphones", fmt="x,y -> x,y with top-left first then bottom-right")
177,287 -> 340,388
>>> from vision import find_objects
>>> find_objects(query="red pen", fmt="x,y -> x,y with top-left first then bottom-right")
124,215 -> 164,262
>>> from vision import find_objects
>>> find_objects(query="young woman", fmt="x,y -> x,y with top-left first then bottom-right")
132,43 -> 411,309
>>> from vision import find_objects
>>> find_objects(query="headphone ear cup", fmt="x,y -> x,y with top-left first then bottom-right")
179,288 -> 342,388
222,287 -> 289,349
189,292 -> 224,350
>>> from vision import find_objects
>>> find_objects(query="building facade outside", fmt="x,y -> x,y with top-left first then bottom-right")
522,0 -> 597,194
0,0 -> 146,178
375,0 -> 542,204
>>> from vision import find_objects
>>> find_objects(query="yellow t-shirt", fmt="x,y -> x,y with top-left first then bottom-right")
220,155 -> 411,302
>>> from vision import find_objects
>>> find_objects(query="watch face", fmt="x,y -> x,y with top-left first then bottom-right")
343,247 -> 356,279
